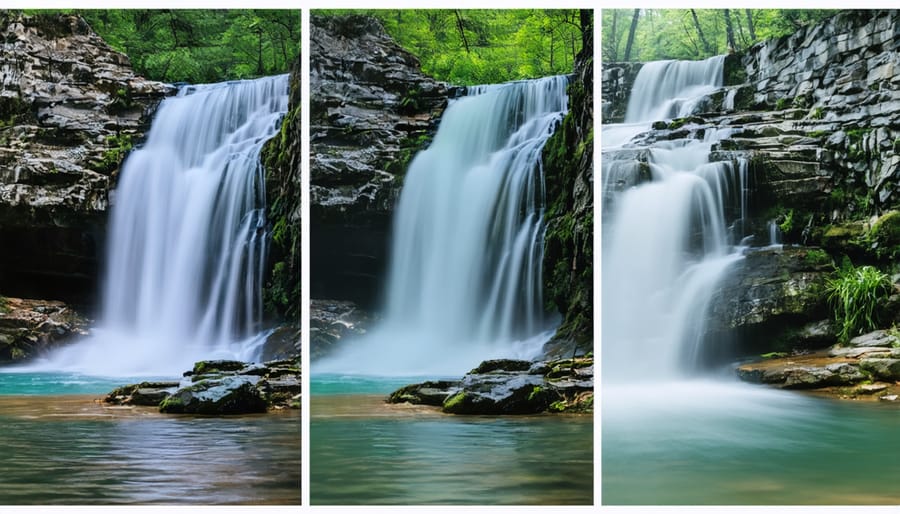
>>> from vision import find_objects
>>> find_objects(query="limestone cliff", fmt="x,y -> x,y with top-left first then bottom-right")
310,14 -> 453,307
0,12 -> 168,306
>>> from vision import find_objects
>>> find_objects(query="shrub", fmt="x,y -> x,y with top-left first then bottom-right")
825,264 -> 893,343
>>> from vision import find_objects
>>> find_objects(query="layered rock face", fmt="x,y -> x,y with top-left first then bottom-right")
0,296 -> 89,362
310,15 -> 453,307
542,12 -> 594,358
0,12 -> 167,306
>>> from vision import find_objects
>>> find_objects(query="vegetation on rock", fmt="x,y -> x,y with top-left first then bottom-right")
826,263 -> 893,343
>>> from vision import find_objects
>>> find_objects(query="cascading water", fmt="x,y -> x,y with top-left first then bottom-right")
316,75 -> 569,376
602,56 -> 747,380
31,74 -> 289,376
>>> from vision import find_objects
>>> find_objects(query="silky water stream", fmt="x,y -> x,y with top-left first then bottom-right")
602,56 -> 900,505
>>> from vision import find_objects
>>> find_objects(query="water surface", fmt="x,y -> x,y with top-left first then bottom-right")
603,381 -> 900,505
311,376 -> 592,505
0,373 -> 300,505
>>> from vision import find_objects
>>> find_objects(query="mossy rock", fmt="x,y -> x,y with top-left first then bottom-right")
191,359 -> 246,376
870,210 -> 900,246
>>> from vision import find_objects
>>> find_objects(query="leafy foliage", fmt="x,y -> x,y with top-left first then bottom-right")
315,9 -> 586,85
24,9 -> 300,83
826,263 -> 893,343
603,9 -> 836,62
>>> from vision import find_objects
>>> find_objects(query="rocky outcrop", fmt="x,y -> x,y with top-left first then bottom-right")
541,11 -> 594,359
0,12 -> 168,305
309,299 -> 374,360
600,62 -> 642,123
0,296 -> 88,362
388,356 -> 594,415
310,14 -> 453,307
106,357 -> 301,414
737,329 -> 900,401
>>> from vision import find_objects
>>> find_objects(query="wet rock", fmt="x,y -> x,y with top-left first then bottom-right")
388,356 -> 593,415
159,375 -> 268,415
859,358 -> 900,381
106,355 -> 301,413
259,323 -> 301,362
387,380 -> 459,406
848,330 -> 899,348
0,13 -> 168,305
310,14 -> 454,306
0,296 -> 89,362
105,381 -> 179,406
309,299 -> 374,360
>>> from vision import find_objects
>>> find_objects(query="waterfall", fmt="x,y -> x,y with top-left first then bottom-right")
317,75 -> 569,376
602,56 -> 745,381
36,74 -> 289,376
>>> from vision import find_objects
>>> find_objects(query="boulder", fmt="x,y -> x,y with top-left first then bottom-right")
159,375 -> 268,415
387,356 -> 593,415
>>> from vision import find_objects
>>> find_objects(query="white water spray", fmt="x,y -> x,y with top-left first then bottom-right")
32,75 -> 289,376
317,76 -> 569,376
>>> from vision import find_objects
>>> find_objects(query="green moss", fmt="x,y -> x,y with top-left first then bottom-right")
667,117 -> 688,130
779,209 -> 795,235
809,107 -> 825,120
443,392 -> 466,411
159,395 -> 184,413
775,98 -> 788,110
527,386 -> 543,402
723,53 -> 747,86
808,130 -> 828,138
548,400 -> 567,412
761,352 -> 789,359
92,133 -> 133,174
802,248 -> 833,267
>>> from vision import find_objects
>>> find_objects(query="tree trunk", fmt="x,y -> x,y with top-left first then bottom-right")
724,9 -> 736,53
623,9 -> 640,61
690,9 -> 712,55
745,9 -> 757,41
607,9 -> 619,61
454,10 -> 470,54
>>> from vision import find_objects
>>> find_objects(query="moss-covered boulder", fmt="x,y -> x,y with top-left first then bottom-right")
159,375 -> 268,415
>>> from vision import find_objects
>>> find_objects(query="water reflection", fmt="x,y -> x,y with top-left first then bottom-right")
311,394 -> 592,505
0,396 -> 300,504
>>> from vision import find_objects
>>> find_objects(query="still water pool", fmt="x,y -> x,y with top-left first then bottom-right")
603,380 -> 900,505
0,372 -> 300,505
310,374 -> 593,505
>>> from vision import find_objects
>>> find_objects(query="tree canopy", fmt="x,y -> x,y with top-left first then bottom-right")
316,9 -> 587,85
24,9 -> 300,84
603,9 -> 837,62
